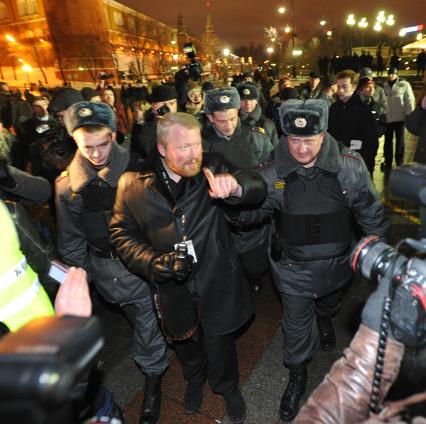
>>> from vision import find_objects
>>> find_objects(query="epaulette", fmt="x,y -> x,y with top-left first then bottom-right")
256,157 -> 275,170
341,149 -> 361,161
55,170 -> 69,182
252,126 -> 266,134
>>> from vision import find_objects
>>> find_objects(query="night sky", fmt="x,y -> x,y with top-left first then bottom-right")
122,0 -> 425,47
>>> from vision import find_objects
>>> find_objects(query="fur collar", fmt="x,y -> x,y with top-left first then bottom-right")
274,133 -> 342,178
68,143 -> 130,192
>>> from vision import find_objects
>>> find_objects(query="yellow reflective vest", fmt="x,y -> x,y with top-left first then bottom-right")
0,201 -> 54,332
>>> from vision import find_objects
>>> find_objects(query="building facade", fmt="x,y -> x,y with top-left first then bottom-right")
0,0 -> 201,86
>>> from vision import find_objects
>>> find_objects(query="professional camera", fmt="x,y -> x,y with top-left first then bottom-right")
0,316 -> 104,424
98,72 -> 114,80
183,43 -> 202,82
156,104 -> 170,117
351,164 -> 426,348
35,123 -> 76,171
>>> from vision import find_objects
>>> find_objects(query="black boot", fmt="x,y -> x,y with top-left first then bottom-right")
317,316 -> 336,351
279,364 -> 307,422
184,378 -> 205,414
139,374 -> 162,424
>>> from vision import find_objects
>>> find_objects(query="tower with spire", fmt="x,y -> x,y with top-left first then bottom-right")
200,0 -> 220,65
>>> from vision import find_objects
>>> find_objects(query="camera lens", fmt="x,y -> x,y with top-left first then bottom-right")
351,236 -> 399,281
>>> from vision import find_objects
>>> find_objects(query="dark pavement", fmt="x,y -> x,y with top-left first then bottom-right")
92,128 -> 425,423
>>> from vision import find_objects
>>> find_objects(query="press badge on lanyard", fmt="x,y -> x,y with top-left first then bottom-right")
175,239 -> 198,263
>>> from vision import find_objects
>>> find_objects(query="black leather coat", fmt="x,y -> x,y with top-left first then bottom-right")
109,152 -> 266,335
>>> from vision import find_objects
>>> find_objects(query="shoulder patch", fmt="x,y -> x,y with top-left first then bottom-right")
342,150 -> 361,161
274,181 -> 285,190
252,126 -> 266,134
55,170 -> 69,183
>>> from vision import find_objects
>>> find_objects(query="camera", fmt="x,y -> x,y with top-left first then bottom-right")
351,164 -> 426,348
35,124 -> 76,171
98,72 -> 114,80
183,43 -> 202,82
0,316 -> 104,424
156,104 -> 170,116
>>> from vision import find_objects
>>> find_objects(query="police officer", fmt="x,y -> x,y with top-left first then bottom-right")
237,82 -> 279,147
55,102 -> 168,424
237,99 -> 388,421
202,86 -> 273,294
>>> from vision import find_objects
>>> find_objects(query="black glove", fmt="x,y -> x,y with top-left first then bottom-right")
149,252 -> 192,284
0,160 -> 15,189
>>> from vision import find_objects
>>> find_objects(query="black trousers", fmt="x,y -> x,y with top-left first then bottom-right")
384,121 -> 405,167
280,288 -> 342,366
172,327 -> 239,397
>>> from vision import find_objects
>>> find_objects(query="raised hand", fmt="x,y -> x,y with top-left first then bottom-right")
203,167 -> 241,199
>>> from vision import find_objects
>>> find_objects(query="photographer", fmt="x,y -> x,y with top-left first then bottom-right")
130,85 -> 177,158
295,264 -> 414,423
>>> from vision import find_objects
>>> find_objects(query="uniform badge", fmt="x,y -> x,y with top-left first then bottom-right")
294,117 -> 307,128
243,88 -> 250,95
274,181 -> 285,190
257,127 -> 265,134
78,107 -> 93,117
219,95 -> 230,104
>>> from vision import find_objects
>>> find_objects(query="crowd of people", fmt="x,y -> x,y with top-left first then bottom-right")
0,60 -> 425,424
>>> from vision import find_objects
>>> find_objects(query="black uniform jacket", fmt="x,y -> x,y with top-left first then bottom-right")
109,152 -> 266,335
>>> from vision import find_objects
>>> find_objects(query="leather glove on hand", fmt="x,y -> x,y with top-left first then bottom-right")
0,159 -> 15,188
150,252 -> 193,284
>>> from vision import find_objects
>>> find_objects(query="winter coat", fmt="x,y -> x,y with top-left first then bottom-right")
328,94 -> 379,173
109,152 -> 266,335
55,143 -> 149,305
295,325 -> 404,424
406,105 -> 426,164
239,104 -> 279,147
202,120 -> 273,254
384,78 -> 415,123
237,134 -> 388,298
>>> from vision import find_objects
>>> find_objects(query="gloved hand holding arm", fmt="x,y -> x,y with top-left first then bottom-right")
149,252 -> 193,284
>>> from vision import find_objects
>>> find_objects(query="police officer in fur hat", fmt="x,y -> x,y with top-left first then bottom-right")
237,82 -> 279,147
56,101 -> 168,424
235,99 -> 388,421
202,86 -> 274,294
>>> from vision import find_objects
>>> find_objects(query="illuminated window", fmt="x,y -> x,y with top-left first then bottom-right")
113,11 -> 123,26
0,2 -> 8,20
128,16 -> 135,31
17,0 -> 38,16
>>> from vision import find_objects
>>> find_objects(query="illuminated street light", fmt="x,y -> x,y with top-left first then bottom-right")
17,58 -> 24,63
5,34 -> 15,43
346,14 -> 356,26
320,20 -> 326,26
358,17 -> 368,28
374,22 -> 382,31
78,66 -> 84,71
278,6 -> 286,14
22,64 -> 32,72
171,40 -> 176,45
266,46 -> 274,54
223,48 -> 230,57
292,49 -> 302,56
284,25 -> 291,33
326,30 -> 333,37
386,15 -> 395,26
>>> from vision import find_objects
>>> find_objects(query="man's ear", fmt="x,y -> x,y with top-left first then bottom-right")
157,142 -> 166,158
207,113 -> 214,124
111,132 -> 117,142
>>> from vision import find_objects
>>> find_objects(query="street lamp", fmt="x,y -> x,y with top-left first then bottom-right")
266,46 -> 274,54
320,20 -> 326,26
284,25 -> 291,33
346,14 -> 356,26
278,6 -> 286,14
223,48 -> 230,57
